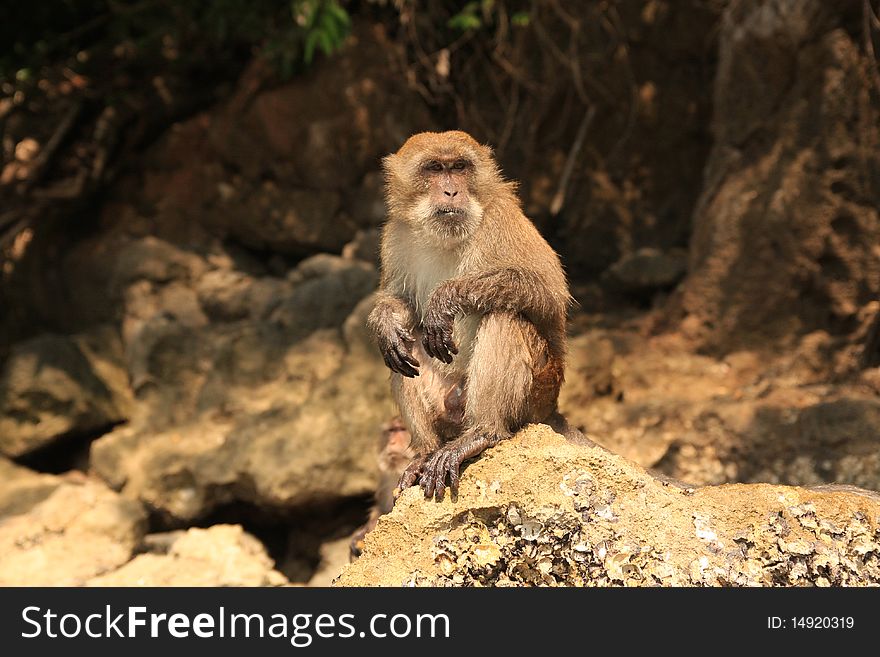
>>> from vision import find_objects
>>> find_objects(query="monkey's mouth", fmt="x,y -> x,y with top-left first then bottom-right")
435,207 -> 465,217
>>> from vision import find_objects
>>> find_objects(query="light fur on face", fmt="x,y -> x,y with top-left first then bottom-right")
410,194 -> 484,244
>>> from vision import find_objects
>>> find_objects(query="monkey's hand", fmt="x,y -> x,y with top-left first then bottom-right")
422,297 -> 458,364
377,324 -> 420,377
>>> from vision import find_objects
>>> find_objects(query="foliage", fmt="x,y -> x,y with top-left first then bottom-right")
447,1 -> 531,32
0,0 -> 353,83
266,0 -> 352,78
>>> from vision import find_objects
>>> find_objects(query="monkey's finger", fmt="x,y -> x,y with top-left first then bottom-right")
422,332 -> 438,360
389,337 -> 419,369
381,351 -> 398,373
427,328 -> 451,363
397,350 -> 419,376
397,346 -> 420,369
398,457 -> 424,492
385,349 -> 418,377
433,456 -> 447,502
441,327 -> 457,361
392,348 -> 420,377
449,459 -> 461,499
421,452 -> 442,499
440,333 -> 457,361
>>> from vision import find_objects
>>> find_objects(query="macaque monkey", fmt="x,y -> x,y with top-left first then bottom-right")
368,131 -> 570,501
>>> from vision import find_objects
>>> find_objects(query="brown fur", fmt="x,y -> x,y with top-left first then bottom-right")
367,131 -> 570,500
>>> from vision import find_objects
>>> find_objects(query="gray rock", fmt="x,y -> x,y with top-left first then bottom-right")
342,228 -> 382,266
0,327 -> 134,457
91,296 -> 393,523
271,254 -> 378,341
606,247 -> 688,292
211,185 -> 359,256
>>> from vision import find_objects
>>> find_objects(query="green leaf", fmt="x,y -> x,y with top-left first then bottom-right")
448,13 -> 482,31
304,30 -> 320,64
317,29 -> 332,56
511,11 -> 530,27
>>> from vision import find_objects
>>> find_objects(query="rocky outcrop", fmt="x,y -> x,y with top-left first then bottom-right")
678,0 -> 880,351
337,426 -> 880,586
0,465 -> 286,586
560,323 -> 880,491
90,293 -> 393,522
0,326 -> 133,457
120,23 -> 429,261
0,472 -> 147,586
0,457 -> 62,517
87,525 -> 288,587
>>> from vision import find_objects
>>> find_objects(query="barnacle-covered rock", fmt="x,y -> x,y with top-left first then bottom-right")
336,425 -> 880,587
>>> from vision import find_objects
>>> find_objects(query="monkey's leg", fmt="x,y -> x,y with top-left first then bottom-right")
391,371 -> 444,492
420,313 -> 535,501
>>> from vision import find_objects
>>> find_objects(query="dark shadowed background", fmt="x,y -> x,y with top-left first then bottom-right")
0,0 -> 878,586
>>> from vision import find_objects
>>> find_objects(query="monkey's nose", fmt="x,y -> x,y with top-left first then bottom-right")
444,190 -> 458,197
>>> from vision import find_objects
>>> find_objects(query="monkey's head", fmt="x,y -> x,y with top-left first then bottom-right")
382,131 -> 503,242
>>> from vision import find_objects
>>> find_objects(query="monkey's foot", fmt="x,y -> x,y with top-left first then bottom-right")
395,454 -> 428,498
420,433 -> 499,502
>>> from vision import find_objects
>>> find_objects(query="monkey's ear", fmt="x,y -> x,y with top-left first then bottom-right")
381,154 -> 397,176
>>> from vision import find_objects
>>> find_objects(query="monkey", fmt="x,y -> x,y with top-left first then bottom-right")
349,417 -> 415,559
367,130 -> 570,502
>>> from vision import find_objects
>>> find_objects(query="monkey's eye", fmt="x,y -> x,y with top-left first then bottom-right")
424,161 -> 443,173
451,160 -> 469,171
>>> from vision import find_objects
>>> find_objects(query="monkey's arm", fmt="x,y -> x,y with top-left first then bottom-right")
422,268 -> 562,363
368,291 -> 421,377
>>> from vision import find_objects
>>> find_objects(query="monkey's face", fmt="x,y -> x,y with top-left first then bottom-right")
410,156 -> 483,240
383,131 -> 499,243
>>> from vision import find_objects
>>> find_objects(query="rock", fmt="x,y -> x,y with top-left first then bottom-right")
605,247 -> 687,293
195,269 -> 287,322
560,324 -> 880,491
91,295 -> 394,523
342,228 -> 382,266
0,326 -> 134,456
87,525 -> 287,587
345,171 -> 386,229
678,1 -> 880,351
0,475 -> 147,586
337,426 -> 880,586
112,236 -> 208,286
210,25 -> 429,191
122,22 -> 432,257
550,2 -> 721,279
271,254 -> 378,340
210,185 -> 359,256
0,457 -> 62,517
306,535 -> 355,587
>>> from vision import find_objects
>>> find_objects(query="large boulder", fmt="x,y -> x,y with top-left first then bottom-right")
677,1 -> 880,351
87,525 -> 288,587
0,473 -> 147,586
0,326 -> 134,457
337,426 -> 880,586
0,457 -> 62,517
560,325 -> 880,490
91,294 -> 394,523
130,23 -> 430,259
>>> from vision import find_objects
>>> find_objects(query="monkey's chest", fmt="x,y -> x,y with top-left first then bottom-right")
403,243 -> 480,369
